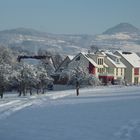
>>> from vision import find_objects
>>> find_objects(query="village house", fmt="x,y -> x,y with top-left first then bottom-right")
54,50 -> 140,85
68,52 -> 98,75
88,51 -> 108,75
104,51 -> 126,82
68,52 -> 116,84
52,55 -> 74,84
87,51 -> 115,84
114,51 -> 140,84
67,50 -> 127,84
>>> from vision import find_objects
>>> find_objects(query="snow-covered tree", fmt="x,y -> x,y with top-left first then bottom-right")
0,66 -> 5,98
11,62 -> 37,96
38,49 -> 63,73
0,63 -> 13,98
0,46 -> 15,65
52,53 -> 63,69
35,64 -> 53,94
59,67 -> 101,86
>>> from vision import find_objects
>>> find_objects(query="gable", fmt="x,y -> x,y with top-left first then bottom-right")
55,56 -> 71,72
115,51 -> 140,68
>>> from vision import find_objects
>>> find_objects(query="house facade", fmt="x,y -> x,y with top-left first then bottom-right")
68,52 -> 115,84
104,52 -> 126,81
114,51 -> 140,84
68,52 -> 98,75
88,51 -> 108,75
88,51 -> 115,84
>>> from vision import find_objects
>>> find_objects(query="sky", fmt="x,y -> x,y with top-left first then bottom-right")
0,0 -> 140,34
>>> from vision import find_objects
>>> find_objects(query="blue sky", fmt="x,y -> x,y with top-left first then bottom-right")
0,0 -> 140,34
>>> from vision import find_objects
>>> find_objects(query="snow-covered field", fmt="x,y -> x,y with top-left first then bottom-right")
0,86 -> 140,140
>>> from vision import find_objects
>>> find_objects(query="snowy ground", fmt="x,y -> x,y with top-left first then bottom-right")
0,85 -> 140,140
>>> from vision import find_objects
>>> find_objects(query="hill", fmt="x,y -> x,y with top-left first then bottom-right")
91,23 -> 140,52
0,28 -> 92,55
0,23 -> 140,55
103,23 -> 140,35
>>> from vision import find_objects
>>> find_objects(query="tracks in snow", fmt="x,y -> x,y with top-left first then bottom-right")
0,86 -> 140,119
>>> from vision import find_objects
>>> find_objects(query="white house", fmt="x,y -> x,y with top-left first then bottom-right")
104,51 -> 126,80
88,51 -> 108,75
114,51 -> 140,84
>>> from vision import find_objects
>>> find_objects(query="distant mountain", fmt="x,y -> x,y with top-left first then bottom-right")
0,27 -> 48,36
103,23 -> 140,35
91,23 -> 140,52
0,23 -> 140,55
0,28 -> 93,55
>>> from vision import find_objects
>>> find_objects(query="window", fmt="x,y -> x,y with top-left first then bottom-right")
116,68 -> 118,76
121,68 -> 123,75
98,68 -> 104,73
98,58 -> 103,65
116,59 -> 120,63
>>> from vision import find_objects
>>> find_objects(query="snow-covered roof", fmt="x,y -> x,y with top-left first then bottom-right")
116,51 -> 140,67
107,56 -> 126,68
105,51 -> 121,59
105,51 -> 126,68
80,52 -> 98,67
81,52 -> 109,68
55,56 -> 72,72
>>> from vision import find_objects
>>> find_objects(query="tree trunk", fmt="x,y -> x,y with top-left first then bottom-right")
30,87 -> 32,96
0,93 -> 3,99
76,88 -> 79,96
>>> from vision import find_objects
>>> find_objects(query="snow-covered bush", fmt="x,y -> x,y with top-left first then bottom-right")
86,74 -> 101,86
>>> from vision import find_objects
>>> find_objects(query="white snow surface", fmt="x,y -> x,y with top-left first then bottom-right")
0,86 -> 140,140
